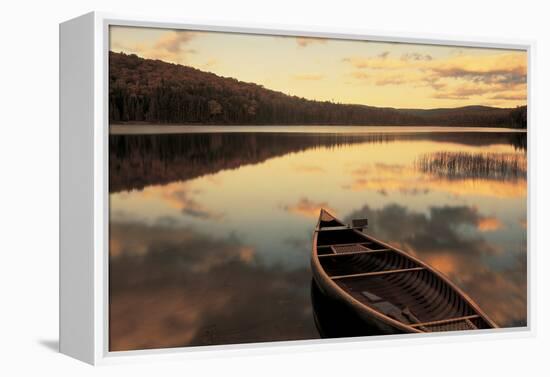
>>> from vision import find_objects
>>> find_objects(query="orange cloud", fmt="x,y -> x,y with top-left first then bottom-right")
343,51 -> 527,105
423,254 -> 458,276
135,182 -> 225,221
343,56 -> 412,70
430,53 -> 526,80
350,71 -> 370,80
282,198 -> 335,218
477,217 -> 504,232
295,37 -> 327,47
344,162 -> 526,199
111,30 -> 199,64
239,246 -> 255,264
519,218 -> 527,229
201,58 -> 219,70
401,52 -> 433,61
490,93 -> 527,101
154,31 -> 198,53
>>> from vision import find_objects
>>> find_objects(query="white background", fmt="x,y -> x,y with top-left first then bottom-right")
0,0 -> 548,374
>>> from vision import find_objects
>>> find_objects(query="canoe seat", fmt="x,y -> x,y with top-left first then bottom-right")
421,319 -> 477,332
331,244 -> 369,254
362,292 -> 422,325
410,315 -> 481,332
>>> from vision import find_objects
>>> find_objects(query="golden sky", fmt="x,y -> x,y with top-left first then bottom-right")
110,26 -> 527,109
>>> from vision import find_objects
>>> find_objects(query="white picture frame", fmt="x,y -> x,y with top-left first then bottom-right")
59,11 -> 535,365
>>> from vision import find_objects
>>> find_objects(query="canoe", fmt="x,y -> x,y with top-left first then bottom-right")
311,209 -> 497,334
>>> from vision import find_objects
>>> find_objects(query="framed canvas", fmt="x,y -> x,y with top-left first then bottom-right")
59,11 -> 534,365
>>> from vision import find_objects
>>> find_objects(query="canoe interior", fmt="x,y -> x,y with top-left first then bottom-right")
315,213 -> 494,333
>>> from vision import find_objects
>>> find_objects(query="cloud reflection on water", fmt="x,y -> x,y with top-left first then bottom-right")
345,204 -> 526,326
110,221 -> 316,351
344,160 -> 526,198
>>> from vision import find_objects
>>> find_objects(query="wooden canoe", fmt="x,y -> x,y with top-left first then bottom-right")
311,209 -> 498,334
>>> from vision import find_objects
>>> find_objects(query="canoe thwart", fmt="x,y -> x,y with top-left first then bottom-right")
317,225 -> 350,232
318,242 -> 373,249
409,315 -> 480,328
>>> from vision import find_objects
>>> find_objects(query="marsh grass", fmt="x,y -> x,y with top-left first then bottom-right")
416,151 -> 527,180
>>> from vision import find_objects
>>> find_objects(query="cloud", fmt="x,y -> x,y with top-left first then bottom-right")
401,52 -> 433,61
375,75 -> 408,86
477,217 -> 504,232
111,30 -> 199,64
343,56 -> 411,70
154,31 -> 198,53
119,182 -> 225,222
201,58 -> 219,69
432,84 -> 490,99
425,53 -> 527,101
292,73 -> 325,81
282,197 -> 335,218
350,71 -> 370,80
165,187 -> 225,221
430,53 -> 526,84
344,159 -> 526,198
490,93 -> 527,101
296,37 -> 327,47
346,175 -> 526,198
345,204 -> 499,258
519,218 -> 527,229
342,51 -> 527,104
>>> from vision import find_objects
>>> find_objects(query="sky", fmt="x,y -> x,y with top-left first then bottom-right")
110,26 -> 527,109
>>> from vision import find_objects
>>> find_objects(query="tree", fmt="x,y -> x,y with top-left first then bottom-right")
208,100 -> 223,117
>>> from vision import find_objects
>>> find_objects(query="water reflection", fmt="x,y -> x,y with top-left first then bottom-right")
110,221 -> 316,351
109,132 -> 525,192
109,128 -> 527,350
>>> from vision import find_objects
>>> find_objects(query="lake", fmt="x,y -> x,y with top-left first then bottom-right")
108,126 -> 527,351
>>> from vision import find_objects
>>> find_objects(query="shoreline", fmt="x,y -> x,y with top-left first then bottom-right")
109,124 -> 528,135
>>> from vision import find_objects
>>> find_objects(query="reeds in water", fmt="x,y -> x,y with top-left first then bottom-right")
416,152 -> 527,181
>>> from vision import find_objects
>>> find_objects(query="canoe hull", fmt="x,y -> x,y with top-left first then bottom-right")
311,259 -> 411,335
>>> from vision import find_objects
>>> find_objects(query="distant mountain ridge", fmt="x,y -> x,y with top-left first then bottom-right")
109,51 -> 527,128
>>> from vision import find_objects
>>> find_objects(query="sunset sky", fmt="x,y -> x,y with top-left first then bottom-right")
110,26 -> 527,109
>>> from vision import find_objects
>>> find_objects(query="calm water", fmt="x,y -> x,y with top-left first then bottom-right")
108,127 -> 527,351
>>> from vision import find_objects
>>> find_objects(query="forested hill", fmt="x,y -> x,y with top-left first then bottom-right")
109,51 -> 527,128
